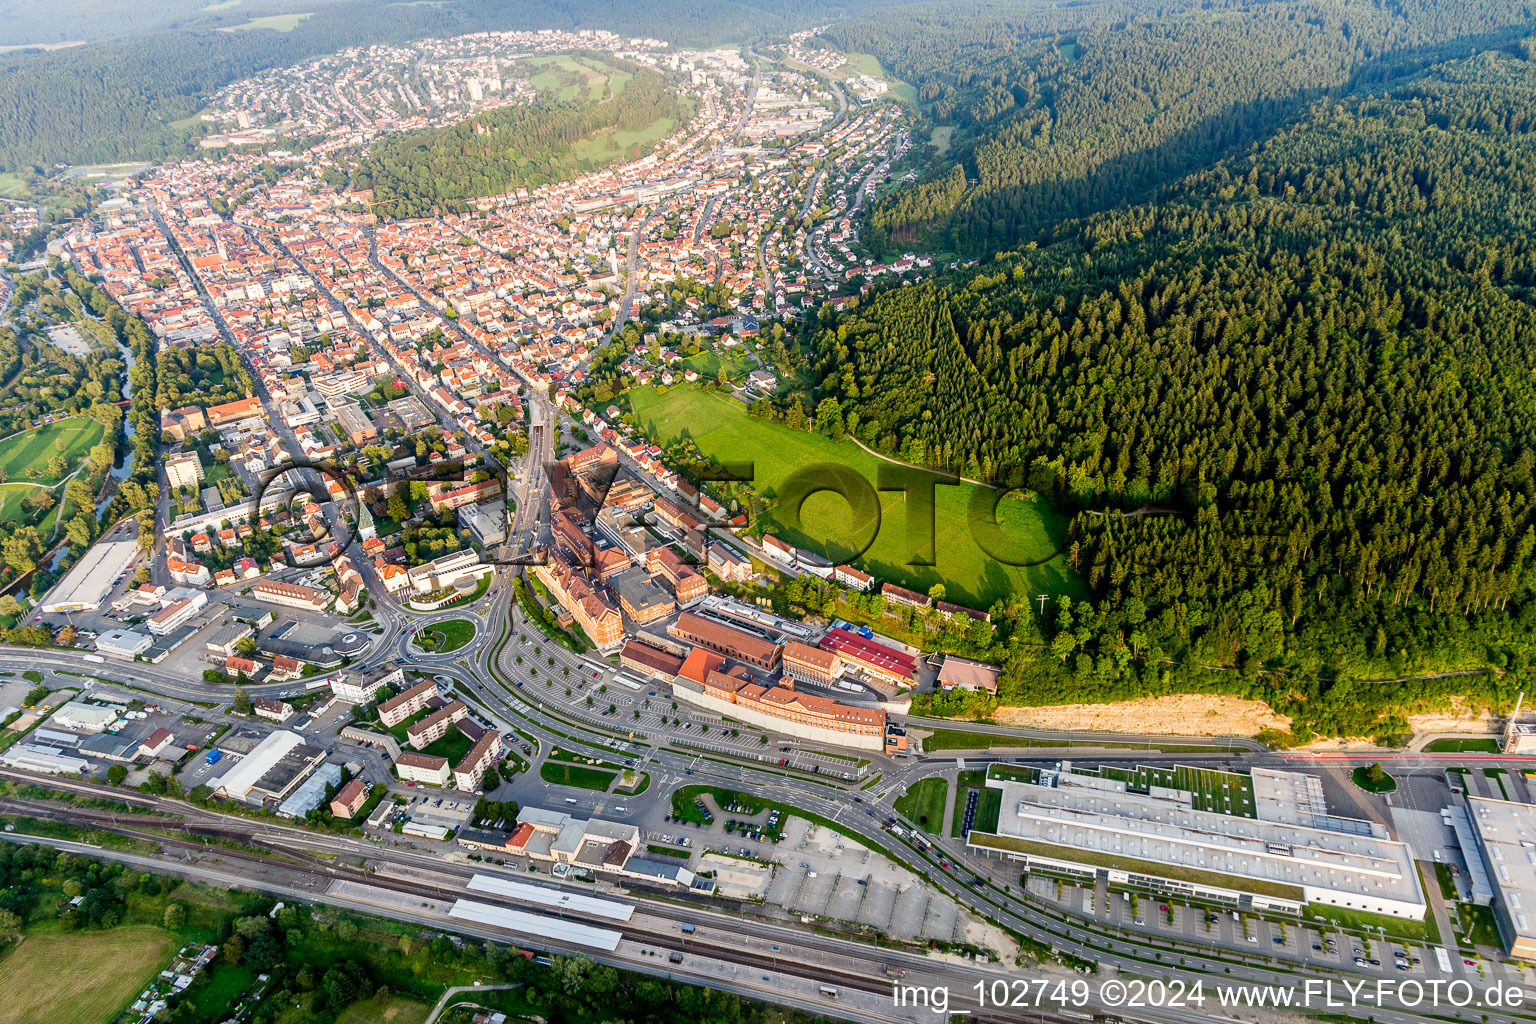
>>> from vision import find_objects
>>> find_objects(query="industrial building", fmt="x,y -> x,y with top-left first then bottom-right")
95,628 -> 153,659
39,538 -> 139,613
968,764 -> 1426,919
1461,796 -> 1536,958
212,730 -> 327,805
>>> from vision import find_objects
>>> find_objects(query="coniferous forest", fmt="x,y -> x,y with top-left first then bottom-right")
820,45 -> 1536,741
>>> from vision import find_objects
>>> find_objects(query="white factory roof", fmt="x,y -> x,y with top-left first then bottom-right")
448,899 -> 622,951
95,628 -> 153,658
276,762 -> 343,819
1467,797 -> 1536,944
1,744 -> 90,774
981,773 -> 1422,908
51,701 -> 121,732
213,730 -> 303,799
466,873 -> 635,921
39,538 -> 139,612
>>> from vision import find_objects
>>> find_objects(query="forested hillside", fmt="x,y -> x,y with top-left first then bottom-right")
816,49 -> 1536,741
833,0 -> 1536,255
353,69 -> 681,217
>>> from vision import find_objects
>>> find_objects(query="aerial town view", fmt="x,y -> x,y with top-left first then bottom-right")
4,1 -> 1536,1023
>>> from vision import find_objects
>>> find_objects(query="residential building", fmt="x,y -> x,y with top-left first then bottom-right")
330,778 -> 368,818
936,655 -> 1000,695
378,679 -> 440,727
881,582 -> 932,609
453,731 -> 502,792
708,544 -> 752,583
165,451 -> 205,491
406,700 -> 468,749
834,564 -> 874,591
253,697 -> 295,722
333,667 -> 401,704
395,751 -> 452,786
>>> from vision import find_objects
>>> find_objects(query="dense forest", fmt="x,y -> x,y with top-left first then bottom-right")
815,49 -> 1536,741
832,0 -> 1536,256
354,69 -> 682,217
0,0 -> 892,169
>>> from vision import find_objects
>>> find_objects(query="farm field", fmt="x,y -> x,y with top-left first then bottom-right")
0,416 -> 105,485
626,385 -> 1076,608
0,925 -> 176,1024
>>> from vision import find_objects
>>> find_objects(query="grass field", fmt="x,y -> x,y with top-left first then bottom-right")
0,416 -> 105,485
335,993 -> 431,1024
570,114 -> 681,164
0,483 -> 53,523
892,776 -> 947,833
528,55 -> 629,103
1423,738 -> 1499,753
420,727 -> 474,766
417,618 -> 476,654
1353,765 -> 1398,793
683,347 -> 756,382
627,385 -> 1076,607
539,761 -> 617,790
222,12 -> 314,30
0,925 -> 176,1024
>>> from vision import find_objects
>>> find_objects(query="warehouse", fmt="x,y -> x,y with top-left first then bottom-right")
95,628 -> 153,659
212,730 -> 326,805
1462,796 -> 1536,958
39,538 -> 139,613
969,766 -> 1425,919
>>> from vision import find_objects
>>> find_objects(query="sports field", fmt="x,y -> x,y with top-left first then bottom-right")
0,925 -> 176,1024
0,416 -> 105,485
626,385 -> 1076,608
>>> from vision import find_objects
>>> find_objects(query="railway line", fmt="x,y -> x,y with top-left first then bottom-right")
0,791 -> 1045,1024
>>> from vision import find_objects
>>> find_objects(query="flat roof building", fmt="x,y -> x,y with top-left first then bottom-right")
969,767 -> 1425,919
1464,796 -> 1536,958
39,539 -> 139,613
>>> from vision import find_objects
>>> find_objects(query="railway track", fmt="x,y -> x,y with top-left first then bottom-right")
0,793 -> 1047,1024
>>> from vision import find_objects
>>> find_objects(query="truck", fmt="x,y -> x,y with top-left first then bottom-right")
205,750 -> 223,766
1435,947 -> 1453,973
83,654 -> 105,664
680,923 -> 696,934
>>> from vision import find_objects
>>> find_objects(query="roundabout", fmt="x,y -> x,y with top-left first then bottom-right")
409,618 -> 478,655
